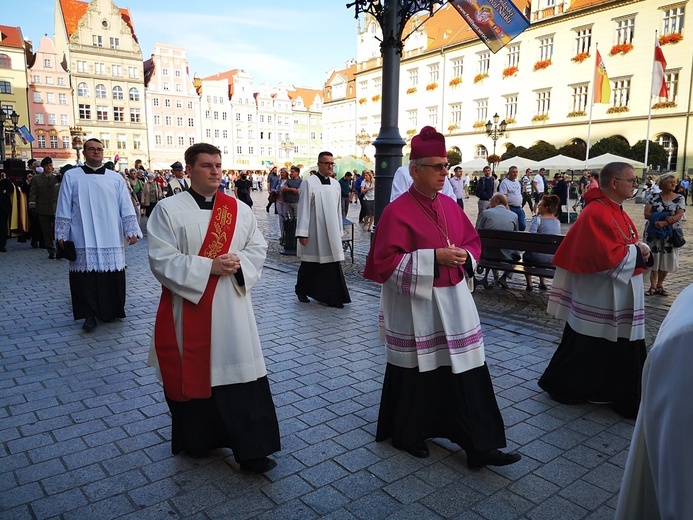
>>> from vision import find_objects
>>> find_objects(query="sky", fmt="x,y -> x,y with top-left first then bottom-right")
4,0 -> 359,88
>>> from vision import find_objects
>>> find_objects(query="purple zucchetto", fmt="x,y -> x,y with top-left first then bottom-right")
410,126 -> 446,160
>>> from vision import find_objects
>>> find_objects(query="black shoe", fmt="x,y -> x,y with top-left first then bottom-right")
328,303 -> 344,309
240,457 -> 277,474
48,252 -> 56,259
467,449 -> 521,469
0,246 -> 6,253
82,316 -> 97,332
538,283 -> 548,291
497,276 -> 509,289
525,285 -> 533,292
31,241 -> 38,248
266,204 -> 271,213
404,441 -> 429,458
296,292 -> 309,303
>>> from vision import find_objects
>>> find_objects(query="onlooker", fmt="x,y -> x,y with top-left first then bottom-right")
475,166 -> 494,227
0,172 -> 15,253
552,173 -> 568,215
28,157 -> 60,259
165,162 -> 189,196
498,165 -> 525,231
539,162 -> 652,418
274,168 -> 289,244
521,168 -> 535,213
234,172 -> 253,207
338,171 -> 352,218
476,193 -> 519,288
449,166 -> 466,210
141,173 -> 164,218
55,138 -> 142,332
524,194 -> 561,291
360,170 -> 375,231
282,165 -> 302,219
532,168 -> 546,203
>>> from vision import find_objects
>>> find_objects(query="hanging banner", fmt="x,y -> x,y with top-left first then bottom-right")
451,0 -> 530,54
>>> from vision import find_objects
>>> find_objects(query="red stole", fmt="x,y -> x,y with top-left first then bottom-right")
155,193 -> 238,401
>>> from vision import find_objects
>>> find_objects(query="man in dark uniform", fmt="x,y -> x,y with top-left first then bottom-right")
29,157 -> 60,259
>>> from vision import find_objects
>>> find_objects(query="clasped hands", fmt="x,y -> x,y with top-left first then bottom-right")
436,245 -> 468,268
211,253 -> 241,276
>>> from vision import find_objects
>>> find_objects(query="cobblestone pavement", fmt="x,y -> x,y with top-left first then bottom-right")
1,189 -> 690,519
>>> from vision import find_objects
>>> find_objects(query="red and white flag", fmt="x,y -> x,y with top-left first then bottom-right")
652,40 -> 669,99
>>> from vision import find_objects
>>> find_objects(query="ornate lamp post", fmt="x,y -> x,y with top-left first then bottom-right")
355,128 -> 371,158
485,113 -> 507,173
0,110 -> 20,161
280,137 -> 294,165
70,126 -> 83,164
348,0 -> 438,223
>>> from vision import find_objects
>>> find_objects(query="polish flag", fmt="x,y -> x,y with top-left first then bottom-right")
652,40 -> 669,99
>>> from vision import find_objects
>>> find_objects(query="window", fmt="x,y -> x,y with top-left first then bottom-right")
267,115 -> 272,123
33,92 -> 43,103
112,86 -> 123,100
178,136 -> 185,146
46,93 -> 55,104
235,113 -> 241,121
45,76 -> 53,85
129,88 -> 139,101
163,82 -> 169,91
236,146 -> 242,154
0,54 -> 11,68
475,145 -> 488,159
77,83 -> 90,97
35,113 -> 45,125
205,110 -> 211,119
665,70 -> 680,102
110,37 -> 119,49
574,27 -> 592,55
506,44 -> 520,68
236,128 -> 242,138
112,65 -> 122,77
214,130 -> 220,138
175,83 -> 182,92
37,135 -> 46,148
374,77 -> 382,94
165,116 -> 172,126
79,104 -> 91,120
58,77 -> 65,86
535,90 -> 551,115
93,35 -> 103,47
133,135 -> 142,150
214,111 -> 219,120
662,6 -> 685,35
94,63 -> 105,75
222,112 -> 228,121
248,114 -> 253,122
153,98 -> 160,107
154,115 -> 161,125
205,129 -> 212,138
44,58 -> 52,68
249,146 -> 254,154
48,114 -> 56,125
571,84 -> 588,112
189,137 -> 195,146
95,84 -> 107,98
615,17 -> 635,45
478,52 -> 491,74
100,134 -> 110,149
176,116 -> 183,127
76,60 -> 87,73
427,107 -> 438,126
504,95 -> 518,120
188,118 -> 194,127
475,99 -> 488,122
162,68 -> 169,76
50,135 -> 58,149
449,103 -> 462,127
113,107 -> 124,122
223,130 -> 228,139
175,70 -> 181,77
164,99 -> 171,108
167,135 -> 174,145
428,63 -> 440,84
538,35 -> 554,61
407,109 -> 418,129
128,66 -> 139,79
62,136 -> 70,148
59,94 -> 67,105
130,108 -> 141,123
408,68 -> 419,88
117,134 -> 127,149
61,114 -> 69,126
176,100 -> 182,109
187,101 -> 193,109
155,134 -> 162,145
612,77 -> 631,107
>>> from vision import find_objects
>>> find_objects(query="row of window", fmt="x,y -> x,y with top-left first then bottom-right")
75,60 -> 139,79
32,92 -> 69,105
77,104 -> 143,123
153,134 -> 195,147
96,133 -> 143,150
152,115 -> 195,127
153,98 -> 194,109
34,113 -> 71,126
31,75 -> 67,86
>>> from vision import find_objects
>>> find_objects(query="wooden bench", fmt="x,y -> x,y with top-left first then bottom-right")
475,229 -> 565,288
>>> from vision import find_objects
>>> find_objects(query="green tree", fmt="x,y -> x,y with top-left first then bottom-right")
523,141 -> 557,161
447,149 -> 462,166
589,136 -> 630,158
557,142 -> 586,160
628,140 -> 669,171
501,145 -> 526,160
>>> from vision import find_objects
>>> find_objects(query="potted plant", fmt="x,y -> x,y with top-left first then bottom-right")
571,52 -> 590,63
567,110 -> 587,118
473,73 -> 488,84
487,154 -> 501,165
502,66 -> 518,78
406,87 -> 417,95
449,77 -> 462,87
425,82 -> 438,91
533,60 -> 551,71
606,106 -> 630,114
652,101 -> 676,109
531,114 -> 549,122
372,94 -> 381,102
659,33 -> 683,46
609,43 -> 633,56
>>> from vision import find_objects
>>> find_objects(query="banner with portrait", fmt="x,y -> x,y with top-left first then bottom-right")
451,0 -> 530,54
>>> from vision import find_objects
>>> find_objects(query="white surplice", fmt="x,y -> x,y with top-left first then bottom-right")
55,167 -> 142,272
615,284 -> 693,520
389,165 -> 456,202
146,192 -> 268,386
547,244 -> 645,342
295,174 -> 344,263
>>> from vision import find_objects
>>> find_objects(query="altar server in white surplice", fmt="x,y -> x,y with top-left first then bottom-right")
615,283 -> 693,520
147,143 -> 280,475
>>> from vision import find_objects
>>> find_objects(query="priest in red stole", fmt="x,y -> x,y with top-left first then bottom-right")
363,127 -> 520,468
147,143 -> 280,474
540,162 -> 652,418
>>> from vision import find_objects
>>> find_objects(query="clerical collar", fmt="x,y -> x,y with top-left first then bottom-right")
411,185 -> 437,201
188,188 -> 215,209
314,171 -> 331,185
81,164 -> 106,175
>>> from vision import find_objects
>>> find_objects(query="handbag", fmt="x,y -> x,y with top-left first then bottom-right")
56,240 -> 77,261
268,191 -> 278,204
672,228 -> 686,248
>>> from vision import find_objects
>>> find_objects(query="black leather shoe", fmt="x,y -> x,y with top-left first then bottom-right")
240,457 -> 277,474
48,252 -> 56,259
296,292 -> 309,303
404,442 -> 430,458
467,449 -> 521,469
328,303 -> 344,308
82,316 -> 97,332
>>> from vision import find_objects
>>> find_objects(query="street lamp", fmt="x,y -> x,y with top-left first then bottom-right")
485,113 -> 507,173
0,110 -> 20,161
355,128 -> 371,158
70,126 -> 83,164
280,137 -> 294,165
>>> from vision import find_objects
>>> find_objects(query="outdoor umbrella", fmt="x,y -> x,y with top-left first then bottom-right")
536,154 -> 585,171
457,158 -> 488,171
497,156 -> 541,171
585,153 -> 646,169
300,165 -> 318,179
334,157 -> 372,179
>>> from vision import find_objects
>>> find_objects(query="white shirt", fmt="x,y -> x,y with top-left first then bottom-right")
499,178 -> 522,207
533,174 -> 545,193
390,165 -> 456,202
449,175 -> 466,199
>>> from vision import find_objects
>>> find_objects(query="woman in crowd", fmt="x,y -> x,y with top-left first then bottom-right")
360,170 -> 375,231
644,173 -> 685,296
141,173 -> 163,218
234,172 -> 254,207
524,194 -> 562,291
274,169 -> 289,244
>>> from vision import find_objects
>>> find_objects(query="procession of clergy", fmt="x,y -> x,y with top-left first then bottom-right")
49,128 -> 689,517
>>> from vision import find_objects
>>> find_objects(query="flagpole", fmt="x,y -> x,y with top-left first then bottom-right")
585,44 -> 598,170
644,31 -> 658,176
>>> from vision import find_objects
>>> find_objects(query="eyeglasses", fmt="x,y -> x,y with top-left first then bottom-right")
420,163 -> 450,172
86,147 -> 104,153
319,161 -> 335,167
614,178 -> 638,185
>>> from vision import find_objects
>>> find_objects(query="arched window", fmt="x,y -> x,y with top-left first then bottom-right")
0,54 -> 10,68
129,87 -> 139,101
95,84 -> 107,99
656,133 -> 678,171
474,145 -> 488,159
77,82 -> 90,97
112,86 -> 123,100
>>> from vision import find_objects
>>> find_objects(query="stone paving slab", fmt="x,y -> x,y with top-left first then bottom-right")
1,189 -> 690,519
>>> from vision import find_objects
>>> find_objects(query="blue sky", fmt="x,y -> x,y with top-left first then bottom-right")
5,0 -> 359,88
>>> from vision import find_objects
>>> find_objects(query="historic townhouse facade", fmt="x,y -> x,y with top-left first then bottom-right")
323,63 -> 358,158
0,25 -> 31,162
27,37 -> 75,165
289,87 -> 324,166
352,0 -> 691,174
54,0 -> 149,170
143,43 -> 200,169
194,76 -> 236,168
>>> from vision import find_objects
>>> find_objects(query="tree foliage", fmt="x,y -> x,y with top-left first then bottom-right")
589,136 -> 630,158
523,141 -> 557,161
628,140 -> 669,171
447,149 -> 462,166
501,145 -> 526,160
556,142 -> 587,160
